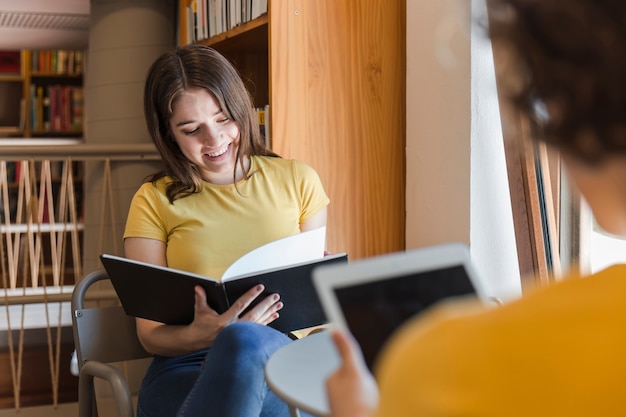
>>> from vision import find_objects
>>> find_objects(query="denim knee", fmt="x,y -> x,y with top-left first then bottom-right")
212,322 -> 292,361
175,323 -> 293,417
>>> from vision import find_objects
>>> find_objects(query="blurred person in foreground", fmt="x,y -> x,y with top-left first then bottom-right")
326,0 -> 626,415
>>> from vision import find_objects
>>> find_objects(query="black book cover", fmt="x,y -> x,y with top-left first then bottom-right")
100,253 -> 348,333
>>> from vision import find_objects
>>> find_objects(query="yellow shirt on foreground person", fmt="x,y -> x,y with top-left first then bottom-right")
374,265 -> 626,417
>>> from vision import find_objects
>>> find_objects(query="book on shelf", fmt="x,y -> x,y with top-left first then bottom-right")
230,0 -> 241,29
73,50 -> 84,75
257,106 -> 265,143
256,104 -> 270,148
51,85 -> 61,131
70,86 -> 84,131
263,104 -> 270,147
192,0 -> 199,41
199,0 -> 207,41
251,0 -> 267,20
208,0 -> 222,38
37,86 -> 45,131
186,0 -> 194,44
101,227 -> 348,333
0,51 -> 21,75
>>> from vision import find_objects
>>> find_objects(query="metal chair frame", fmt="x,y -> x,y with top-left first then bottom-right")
71,270 -> 151,417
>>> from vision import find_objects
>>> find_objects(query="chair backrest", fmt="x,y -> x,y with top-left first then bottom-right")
71,270 -> 151,368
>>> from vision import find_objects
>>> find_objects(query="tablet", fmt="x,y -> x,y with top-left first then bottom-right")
312,243 -> 488,370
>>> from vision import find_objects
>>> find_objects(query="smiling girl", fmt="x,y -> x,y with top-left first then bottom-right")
123,45 -> 328,417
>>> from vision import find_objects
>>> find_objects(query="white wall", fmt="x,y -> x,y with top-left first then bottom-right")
406,0 -> 521,300
405,0 -> 471,249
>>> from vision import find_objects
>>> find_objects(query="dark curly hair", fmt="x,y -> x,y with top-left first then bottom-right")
143,44 -> 278,202
487,0 -> 626,164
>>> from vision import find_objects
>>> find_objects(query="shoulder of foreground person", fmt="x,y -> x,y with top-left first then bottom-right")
372,264 -> 626,417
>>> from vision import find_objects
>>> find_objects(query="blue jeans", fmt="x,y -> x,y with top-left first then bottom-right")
136,322 -> 298,417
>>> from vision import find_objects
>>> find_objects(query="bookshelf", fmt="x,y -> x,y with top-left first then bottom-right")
0,49 -> 85,140
0,50 -> 85,411
179,0 -> 406,260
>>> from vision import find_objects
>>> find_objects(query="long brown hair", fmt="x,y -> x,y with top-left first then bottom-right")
143,44 -> 278,202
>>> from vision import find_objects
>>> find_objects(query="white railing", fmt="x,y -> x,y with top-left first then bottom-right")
0,139 -> 159,410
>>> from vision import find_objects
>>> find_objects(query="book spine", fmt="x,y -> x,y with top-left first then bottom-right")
71,86 -> 84,131
29,84 -> 37,131
218,285 -> 231,313
36,86 -> 44,131
42,87 -> 51,132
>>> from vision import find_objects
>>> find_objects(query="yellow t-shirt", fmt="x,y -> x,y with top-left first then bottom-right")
374,265 -> 626,417
123,155 -> 329,279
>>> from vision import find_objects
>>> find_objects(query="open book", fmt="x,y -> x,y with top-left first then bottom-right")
100,228 -> 348,333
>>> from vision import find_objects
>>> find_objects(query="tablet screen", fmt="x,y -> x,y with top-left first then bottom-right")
333,264 -> 475,370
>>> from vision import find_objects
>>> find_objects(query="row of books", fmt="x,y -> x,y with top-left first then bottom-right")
179,0 -> 268,44
30,49 -> 85,76
29,84 -> 84,133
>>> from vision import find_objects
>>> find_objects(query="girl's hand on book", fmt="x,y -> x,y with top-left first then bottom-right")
189,285 -> 229,345
191,284 -> 284,346
237,287 -> 284,326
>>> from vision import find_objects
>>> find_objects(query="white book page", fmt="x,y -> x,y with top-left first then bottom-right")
222,227 -> 326,280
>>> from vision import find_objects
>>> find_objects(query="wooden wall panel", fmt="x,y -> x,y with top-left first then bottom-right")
270,0 -> 406,259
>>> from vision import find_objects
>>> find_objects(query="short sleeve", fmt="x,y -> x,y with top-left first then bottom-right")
292,160 -> 330,223
123,182 -> 169,242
